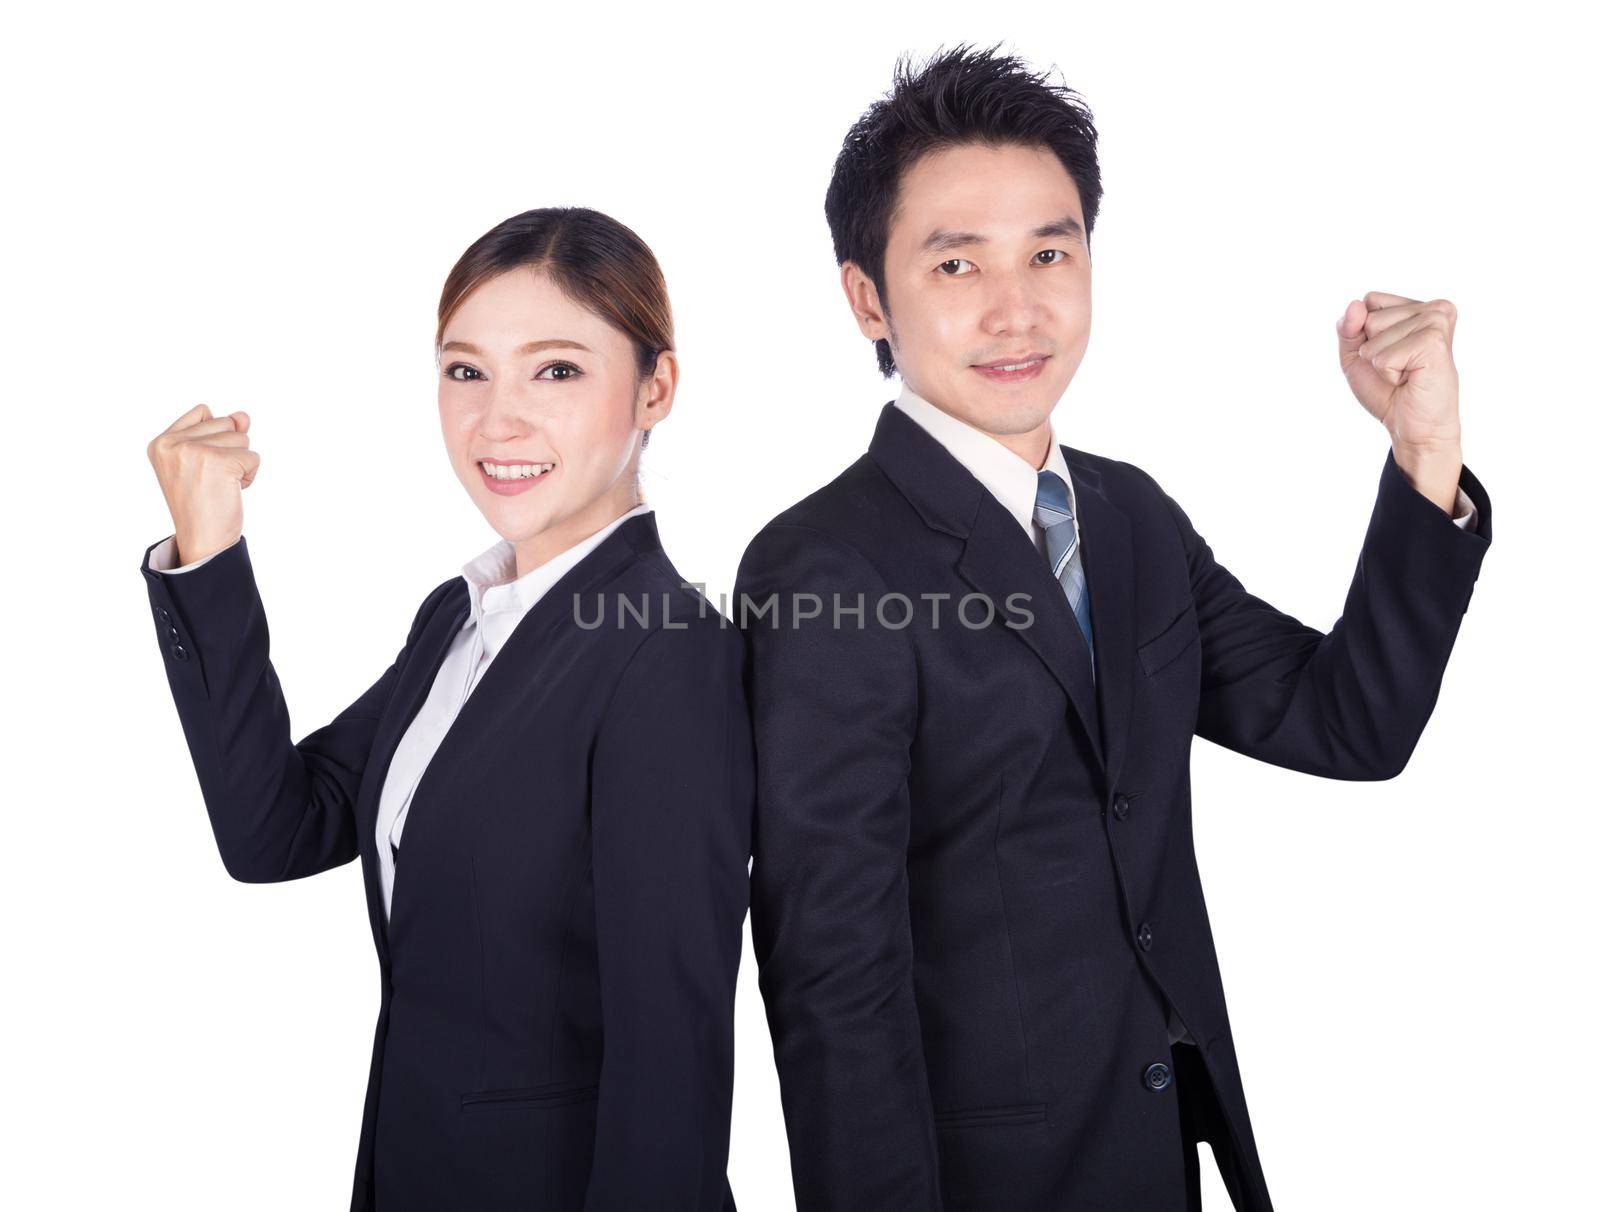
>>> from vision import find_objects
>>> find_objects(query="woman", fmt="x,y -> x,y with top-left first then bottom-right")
140,208 -> 753,1210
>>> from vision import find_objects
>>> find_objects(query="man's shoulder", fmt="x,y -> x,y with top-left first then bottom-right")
747,452 -> 908,548
734,452 -> 921,592
1061,443 -> 1180,522
1062,441 -> 1157,489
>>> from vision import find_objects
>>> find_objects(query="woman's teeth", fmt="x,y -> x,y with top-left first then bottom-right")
480,461 -> 554,480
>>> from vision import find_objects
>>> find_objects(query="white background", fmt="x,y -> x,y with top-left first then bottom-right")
4,2 -> 1594,1208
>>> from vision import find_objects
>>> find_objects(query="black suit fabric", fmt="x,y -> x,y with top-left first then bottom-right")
142,512 -> 753,1211
734,403 -> 1492,1211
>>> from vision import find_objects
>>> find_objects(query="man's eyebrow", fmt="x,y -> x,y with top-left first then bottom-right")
439,338 -> 595,355
1032,215 -> 1085,242
919,214 -> 1085,254
920,228 -> 986,254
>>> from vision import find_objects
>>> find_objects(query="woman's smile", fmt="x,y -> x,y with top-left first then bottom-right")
478,456 -> 556,496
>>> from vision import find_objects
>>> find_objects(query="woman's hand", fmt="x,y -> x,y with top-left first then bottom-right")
147,404 -> 258,564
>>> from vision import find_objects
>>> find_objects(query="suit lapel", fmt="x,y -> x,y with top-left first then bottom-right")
869,402 -> 1140,787
955,490 -> 1104,767
352,513 -> 664,962
355,587 -> 468,965
1062,449 -> 1137,798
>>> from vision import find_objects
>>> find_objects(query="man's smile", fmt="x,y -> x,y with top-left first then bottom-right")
972,353 -> 1050,383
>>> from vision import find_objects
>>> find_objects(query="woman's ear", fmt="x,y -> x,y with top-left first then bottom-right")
636,348 -> 679,436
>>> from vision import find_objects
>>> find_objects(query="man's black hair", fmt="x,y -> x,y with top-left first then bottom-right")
824,43 -> 1103,378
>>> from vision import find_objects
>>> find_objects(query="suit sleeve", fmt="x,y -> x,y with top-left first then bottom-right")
583,613 -> 754,1211
1152,446 -> 1493,780
140,531 -> 440,883
734,524 -> 942,1211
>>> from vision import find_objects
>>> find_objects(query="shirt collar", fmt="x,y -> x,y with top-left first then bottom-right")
893,383 -> 1078,537
459,502 -> 654,634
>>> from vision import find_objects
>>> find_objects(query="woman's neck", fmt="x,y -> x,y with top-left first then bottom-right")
512,487 -> 643,579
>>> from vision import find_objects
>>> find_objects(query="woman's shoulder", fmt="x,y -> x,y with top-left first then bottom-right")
607,549 -> 742,649
404,573 -> 469,639
579,553 -> 744,726
425,571 -> 470,615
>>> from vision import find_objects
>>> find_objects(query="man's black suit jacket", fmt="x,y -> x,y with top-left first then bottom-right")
734,402 -> 1492,1211
141,512 -> 753,1211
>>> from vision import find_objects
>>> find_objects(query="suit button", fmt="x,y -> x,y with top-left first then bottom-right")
154,606 -> 170,623
1137,922 -> 1154,951
1143,1061 -> 1173,1092
170,643 -> 188,661
167,626 -> 180,641
1112,792 -> 1131,821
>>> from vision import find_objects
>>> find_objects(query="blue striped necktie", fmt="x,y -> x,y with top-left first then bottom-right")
1033,469 -> 1095,680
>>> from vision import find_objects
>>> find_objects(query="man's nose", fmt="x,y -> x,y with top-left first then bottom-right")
983,272 -> 1049,335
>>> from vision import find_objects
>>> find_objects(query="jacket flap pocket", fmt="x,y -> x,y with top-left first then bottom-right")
1138,601 -> 1200,677
933,1101 -> 1048,1129
460,1080 -> 598,1110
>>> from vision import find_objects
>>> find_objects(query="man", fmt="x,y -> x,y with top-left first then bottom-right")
734,44 -> 1490,1212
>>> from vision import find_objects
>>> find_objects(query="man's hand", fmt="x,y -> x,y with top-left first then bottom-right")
1337,290 -> 1464,514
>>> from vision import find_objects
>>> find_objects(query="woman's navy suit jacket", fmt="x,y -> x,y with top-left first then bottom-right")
140,511 -> 753,1211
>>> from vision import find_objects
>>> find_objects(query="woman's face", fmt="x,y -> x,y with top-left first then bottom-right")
437,265 -> 675,571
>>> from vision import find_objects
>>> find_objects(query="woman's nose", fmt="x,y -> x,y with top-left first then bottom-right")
479,382 -> 534,439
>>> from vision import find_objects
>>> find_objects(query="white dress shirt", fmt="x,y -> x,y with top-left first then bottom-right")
894,385 -> 1085,563
892,383 -> 1478,1046
149,502 -> 654,920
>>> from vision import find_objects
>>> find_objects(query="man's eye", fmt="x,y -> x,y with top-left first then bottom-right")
444,363 -> 483,381
1035,249 -> 1070,265
536,361 -> 583,382
936,259 -> 974,276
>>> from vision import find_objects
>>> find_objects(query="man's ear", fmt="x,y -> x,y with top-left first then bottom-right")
841,262 -> 890,342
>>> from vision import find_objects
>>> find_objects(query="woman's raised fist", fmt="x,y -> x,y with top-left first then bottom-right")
146,404 -> 259,565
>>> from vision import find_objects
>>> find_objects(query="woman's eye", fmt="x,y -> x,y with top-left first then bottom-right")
444,363 -> 483,381
1035,249 -> 1070,265
535,361 -> 583,381
936,258 -> 974,276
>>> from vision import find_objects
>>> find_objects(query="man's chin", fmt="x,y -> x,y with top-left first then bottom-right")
965,394 -> 1057,439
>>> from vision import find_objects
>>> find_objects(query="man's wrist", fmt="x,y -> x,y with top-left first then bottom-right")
173,529 -> 239,567
1392,440 -> 1465,516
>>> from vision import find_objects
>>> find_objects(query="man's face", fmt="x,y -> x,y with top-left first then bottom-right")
848,141 -> 1092,455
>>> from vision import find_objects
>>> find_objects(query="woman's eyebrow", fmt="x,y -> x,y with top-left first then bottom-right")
440,338 -> 595,355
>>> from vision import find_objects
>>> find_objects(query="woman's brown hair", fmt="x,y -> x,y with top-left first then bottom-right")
437,208 -> 675,442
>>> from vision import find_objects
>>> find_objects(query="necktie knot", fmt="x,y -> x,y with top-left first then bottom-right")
1034,469 -> 1074,525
